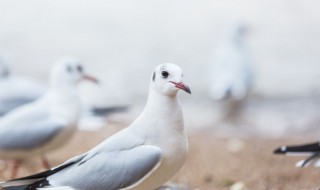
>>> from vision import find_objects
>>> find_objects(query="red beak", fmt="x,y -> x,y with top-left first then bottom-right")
170,81 -> 191,94
83,74 -> 99,84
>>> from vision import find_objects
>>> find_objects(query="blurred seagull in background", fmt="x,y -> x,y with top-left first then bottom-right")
209,22 -> 254,120
0,57 -> 98,179
209,22 -> 253,101
274,141 -> 320,167
0,63 -> 191,190
0,55 -> 46,115
0,54 -> 127,131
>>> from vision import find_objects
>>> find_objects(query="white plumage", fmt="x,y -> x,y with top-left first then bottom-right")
0,57 -> 98,178
209,22 -> 253,101
0,63 -> 191,190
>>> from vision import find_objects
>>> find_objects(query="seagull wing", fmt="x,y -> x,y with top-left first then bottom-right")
0,117 -> 65,150
0,76 -> 46,115
47,145 -> 162,190
274,141 -> 320,156
1,130 -> 163,190
0,98 -> 65,150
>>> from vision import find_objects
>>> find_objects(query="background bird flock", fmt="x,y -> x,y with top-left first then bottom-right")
0,0 -> 320,190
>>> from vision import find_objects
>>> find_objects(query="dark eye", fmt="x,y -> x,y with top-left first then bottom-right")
161,71 -> 169,78
77,65 -> 83,73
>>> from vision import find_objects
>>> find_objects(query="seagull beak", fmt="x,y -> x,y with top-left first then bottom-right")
170,81 -> 191,94
83,74 -> 99,84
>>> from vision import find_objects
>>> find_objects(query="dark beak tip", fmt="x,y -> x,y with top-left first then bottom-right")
273,148 -> 284,154
186,88 -> 191,94
90,79 -> 100,85
170,81 -> 191,94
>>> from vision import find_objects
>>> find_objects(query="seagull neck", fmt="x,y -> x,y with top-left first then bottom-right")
130,89 -> 185,136
51,83 -> 78,95
145,90 -> 179,110
48,83 -> 80,121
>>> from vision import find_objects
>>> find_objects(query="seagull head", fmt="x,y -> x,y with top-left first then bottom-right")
151,63 -> 191,96
50,57 -> 99,86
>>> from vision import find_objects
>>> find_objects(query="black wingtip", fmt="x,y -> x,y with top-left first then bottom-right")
91,106 -> 129,116
274,146 -> 286,154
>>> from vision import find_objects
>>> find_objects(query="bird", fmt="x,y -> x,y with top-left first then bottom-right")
0,56 -> 47,116
0,55 -> 125,120
274,141 -> 320,167
0,57 -> 98,179
208,22 -> 253,120
0,63 -> 191,190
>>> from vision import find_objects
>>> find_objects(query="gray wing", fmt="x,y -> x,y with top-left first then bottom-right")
48,145 -> 162,190
0,97 -> 36,116
0,116 -> 64,150
0,77 -> 46,115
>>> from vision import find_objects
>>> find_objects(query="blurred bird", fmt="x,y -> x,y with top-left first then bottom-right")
209,22 -> 253,120
0,57 -> 98,179
0,63 -> 191,190
0,56 -> 46,115
0,55 -> 127,130
274,141 -> 320,167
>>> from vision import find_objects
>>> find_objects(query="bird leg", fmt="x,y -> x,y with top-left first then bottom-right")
10,160 -> 21,179
41,156 -> 51,170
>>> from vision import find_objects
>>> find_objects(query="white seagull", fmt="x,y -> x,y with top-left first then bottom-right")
274,141 -> 320,167
0,55 -> 125,120
0,56 -> 47,115
0,63 -> 191,190
209,22 -> 253,102
208,22 -> 254,121
0,58 -> 98,179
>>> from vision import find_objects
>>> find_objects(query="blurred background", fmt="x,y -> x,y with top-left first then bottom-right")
0,0 -> 320,189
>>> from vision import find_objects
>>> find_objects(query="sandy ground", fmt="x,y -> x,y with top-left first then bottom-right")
0,97 -> 320,190
1,119 -> 320,190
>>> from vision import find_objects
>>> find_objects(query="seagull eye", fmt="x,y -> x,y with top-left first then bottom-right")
161,71 -> 169,78
77,65 -> 83,73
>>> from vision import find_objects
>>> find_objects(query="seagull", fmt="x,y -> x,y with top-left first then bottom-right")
0,63 -> 191,190
274,141 -> 320,167
0,55 -> 125,119
0,57 -> 98,179
0,56 -> 47,115
209,22 -> 253,102
208,22 -> 254,120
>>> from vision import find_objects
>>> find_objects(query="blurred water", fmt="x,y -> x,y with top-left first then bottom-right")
0,0 -> 319,100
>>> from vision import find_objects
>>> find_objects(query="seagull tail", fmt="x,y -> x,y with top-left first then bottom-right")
91,105 -> 129,116
274,141 -> 320,155
0,159 -> 76,190
273,146 -> 287,154
0,178 -> 48,190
